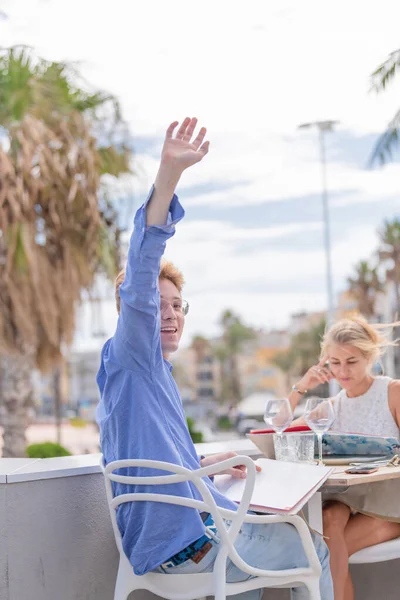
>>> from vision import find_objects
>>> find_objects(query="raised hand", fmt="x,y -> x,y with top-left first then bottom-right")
296,355 -> 334,392
161,117 -> 209,172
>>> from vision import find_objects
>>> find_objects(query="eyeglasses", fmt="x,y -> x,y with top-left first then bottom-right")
160,298 -> 189,316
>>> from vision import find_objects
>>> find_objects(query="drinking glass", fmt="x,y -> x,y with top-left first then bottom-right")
273,432 -> 315,463
264,398 -> 293,438
304,397 -> 335,466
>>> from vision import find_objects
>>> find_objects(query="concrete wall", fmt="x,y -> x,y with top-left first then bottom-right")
0,484 -> 8,600
4,473 -> 117,600
1,465 -> 399,600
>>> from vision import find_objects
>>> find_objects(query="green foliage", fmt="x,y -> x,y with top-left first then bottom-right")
378,219 -> 400,312
217,415 -> 233,430
186,417 -> 203,444
272,318 -> 326,378
218,309 -> 256,403
69,417 -> 87,428
220,309 -> 255,353
369,48 -> 400,165
370,48 -> 400,93
0,45 -> 132,180
26,442 -> 72,458
191,335 -> 210,361
347,260 -> 383,317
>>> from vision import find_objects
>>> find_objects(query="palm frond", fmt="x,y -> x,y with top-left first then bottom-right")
370,48 -> 400,92
0,112 -> 122,368
369,108 -> 400,166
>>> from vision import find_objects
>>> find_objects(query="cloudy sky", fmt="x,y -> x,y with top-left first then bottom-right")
1,0 -> 400,347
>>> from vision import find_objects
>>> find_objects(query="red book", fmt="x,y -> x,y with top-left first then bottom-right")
249,425 -> 311,434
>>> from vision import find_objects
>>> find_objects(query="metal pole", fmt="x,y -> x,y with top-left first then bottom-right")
318,127 -> 339,395
318,128 -> 335,329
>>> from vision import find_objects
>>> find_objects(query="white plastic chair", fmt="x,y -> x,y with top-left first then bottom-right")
349,537 -> 400,564
102,455 -> 323,600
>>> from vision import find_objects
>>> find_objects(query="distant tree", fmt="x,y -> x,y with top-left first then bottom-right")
270,348 -> 294,391
191,335 -> 210,364
271,319 -> 327,394
219,310 -> 255,404
290,319 -> 327,376
212,342 -> 231,403
378,219 -> 400,317
347,260 -> 383,318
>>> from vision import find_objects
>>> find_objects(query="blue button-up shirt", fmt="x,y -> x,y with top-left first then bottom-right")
96,188 -> 237,575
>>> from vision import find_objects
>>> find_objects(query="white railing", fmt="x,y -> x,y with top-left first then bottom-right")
0,440 -> 398,600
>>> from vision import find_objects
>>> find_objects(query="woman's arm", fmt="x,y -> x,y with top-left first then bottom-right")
288,355 -> 333,413
388,380 -> 400,429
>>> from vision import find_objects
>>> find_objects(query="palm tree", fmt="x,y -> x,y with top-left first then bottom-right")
0,47 -> 132,457
212,342 -> 231,403
378,220 -> 400,317
291,319 -> 327,377
369,48 -> 400,165
191,335 -> 210,364
271,319 -> 327,394
219,310 -> 255,404
347,260 -> 383,318
270,349 -> 294,393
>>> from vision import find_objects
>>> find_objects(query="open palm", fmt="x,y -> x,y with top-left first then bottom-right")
161,117 -> 209,170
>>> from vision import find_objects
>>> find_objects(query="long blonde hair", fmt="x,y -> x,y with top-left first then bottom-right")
321,315 -> 400,363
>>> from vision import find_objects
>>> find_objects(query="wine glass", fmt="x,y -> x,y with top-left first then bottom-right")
264,398 -> 293,437
304,397 -> 335,466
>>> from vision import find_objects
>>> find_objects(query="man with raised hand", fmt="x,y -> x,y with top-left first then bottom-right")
97,117 -> 333,599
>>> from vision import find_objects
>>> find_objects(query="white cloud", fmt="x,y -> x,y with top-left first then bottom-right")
2,0 -> 400,344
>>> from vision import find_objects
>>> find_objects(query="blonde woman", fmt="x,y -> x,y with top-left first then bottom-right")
290,315 -> 400,600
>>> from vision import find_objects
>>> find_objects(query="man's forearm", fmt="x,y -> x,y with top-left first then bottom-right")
146,164 -> 183,226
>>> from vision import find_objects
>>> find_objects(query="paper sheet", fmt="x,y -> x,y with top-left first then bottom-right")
215,458 -> 333,514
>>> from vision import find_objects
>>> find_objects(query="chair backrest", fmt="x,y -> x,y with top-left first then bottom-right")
101,455 -> 256,567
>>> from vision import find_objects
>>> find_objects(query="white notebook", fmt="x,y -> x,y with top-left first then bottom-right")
215,458 -> 333,515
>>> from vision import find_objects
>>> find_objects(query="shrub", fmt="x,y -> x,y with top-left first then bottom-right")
217,415 -> 233,430
186,417 -> 204,444
26,442 -> 72,458
69,417 -> 87,428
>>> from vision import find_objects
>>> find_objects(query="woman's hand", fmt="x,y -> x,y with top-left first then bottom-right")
200,451 -> 262,479
295,355 -> 334,393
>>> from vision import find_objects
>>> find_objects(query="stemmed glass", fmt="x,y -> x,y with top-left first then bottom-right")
304,397 -> 335,466
264,398 -> 293,438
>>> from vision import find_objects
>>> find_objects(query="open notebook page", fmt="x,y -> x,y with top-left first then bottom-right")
215,458 -> 333,515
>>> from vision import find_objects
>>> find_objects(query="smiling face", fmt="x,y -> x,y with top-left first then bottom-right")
327,343 -> 372,392
159,278 -> 185,358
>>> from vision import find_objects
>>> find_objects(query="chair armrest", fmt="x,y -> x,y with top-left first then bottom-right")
194,456 -> 257,551
244,512 -> 322,575
218,511 -> 322,579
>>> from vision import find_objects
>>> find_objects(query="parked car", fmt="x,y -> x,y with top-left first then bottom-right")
237,418 -> 263,436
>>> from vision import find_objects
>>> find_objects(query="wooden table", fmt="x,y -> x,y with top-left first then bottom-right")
307,464 -> 400,532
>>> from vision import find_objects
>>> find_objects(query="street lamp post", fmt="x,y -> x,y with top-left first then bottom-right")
298,120 -> 339,395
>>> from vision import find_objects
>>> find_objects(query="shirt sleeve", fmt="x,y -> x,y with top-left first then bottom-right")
110,186 -> 185,371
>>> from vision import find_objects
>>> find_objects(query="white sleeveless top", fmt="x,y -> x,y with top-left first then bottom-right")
331,376 -> 399,441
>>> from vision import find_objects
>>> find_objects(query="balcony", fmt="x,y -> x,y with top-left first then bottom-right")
1,440 -> 398,600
